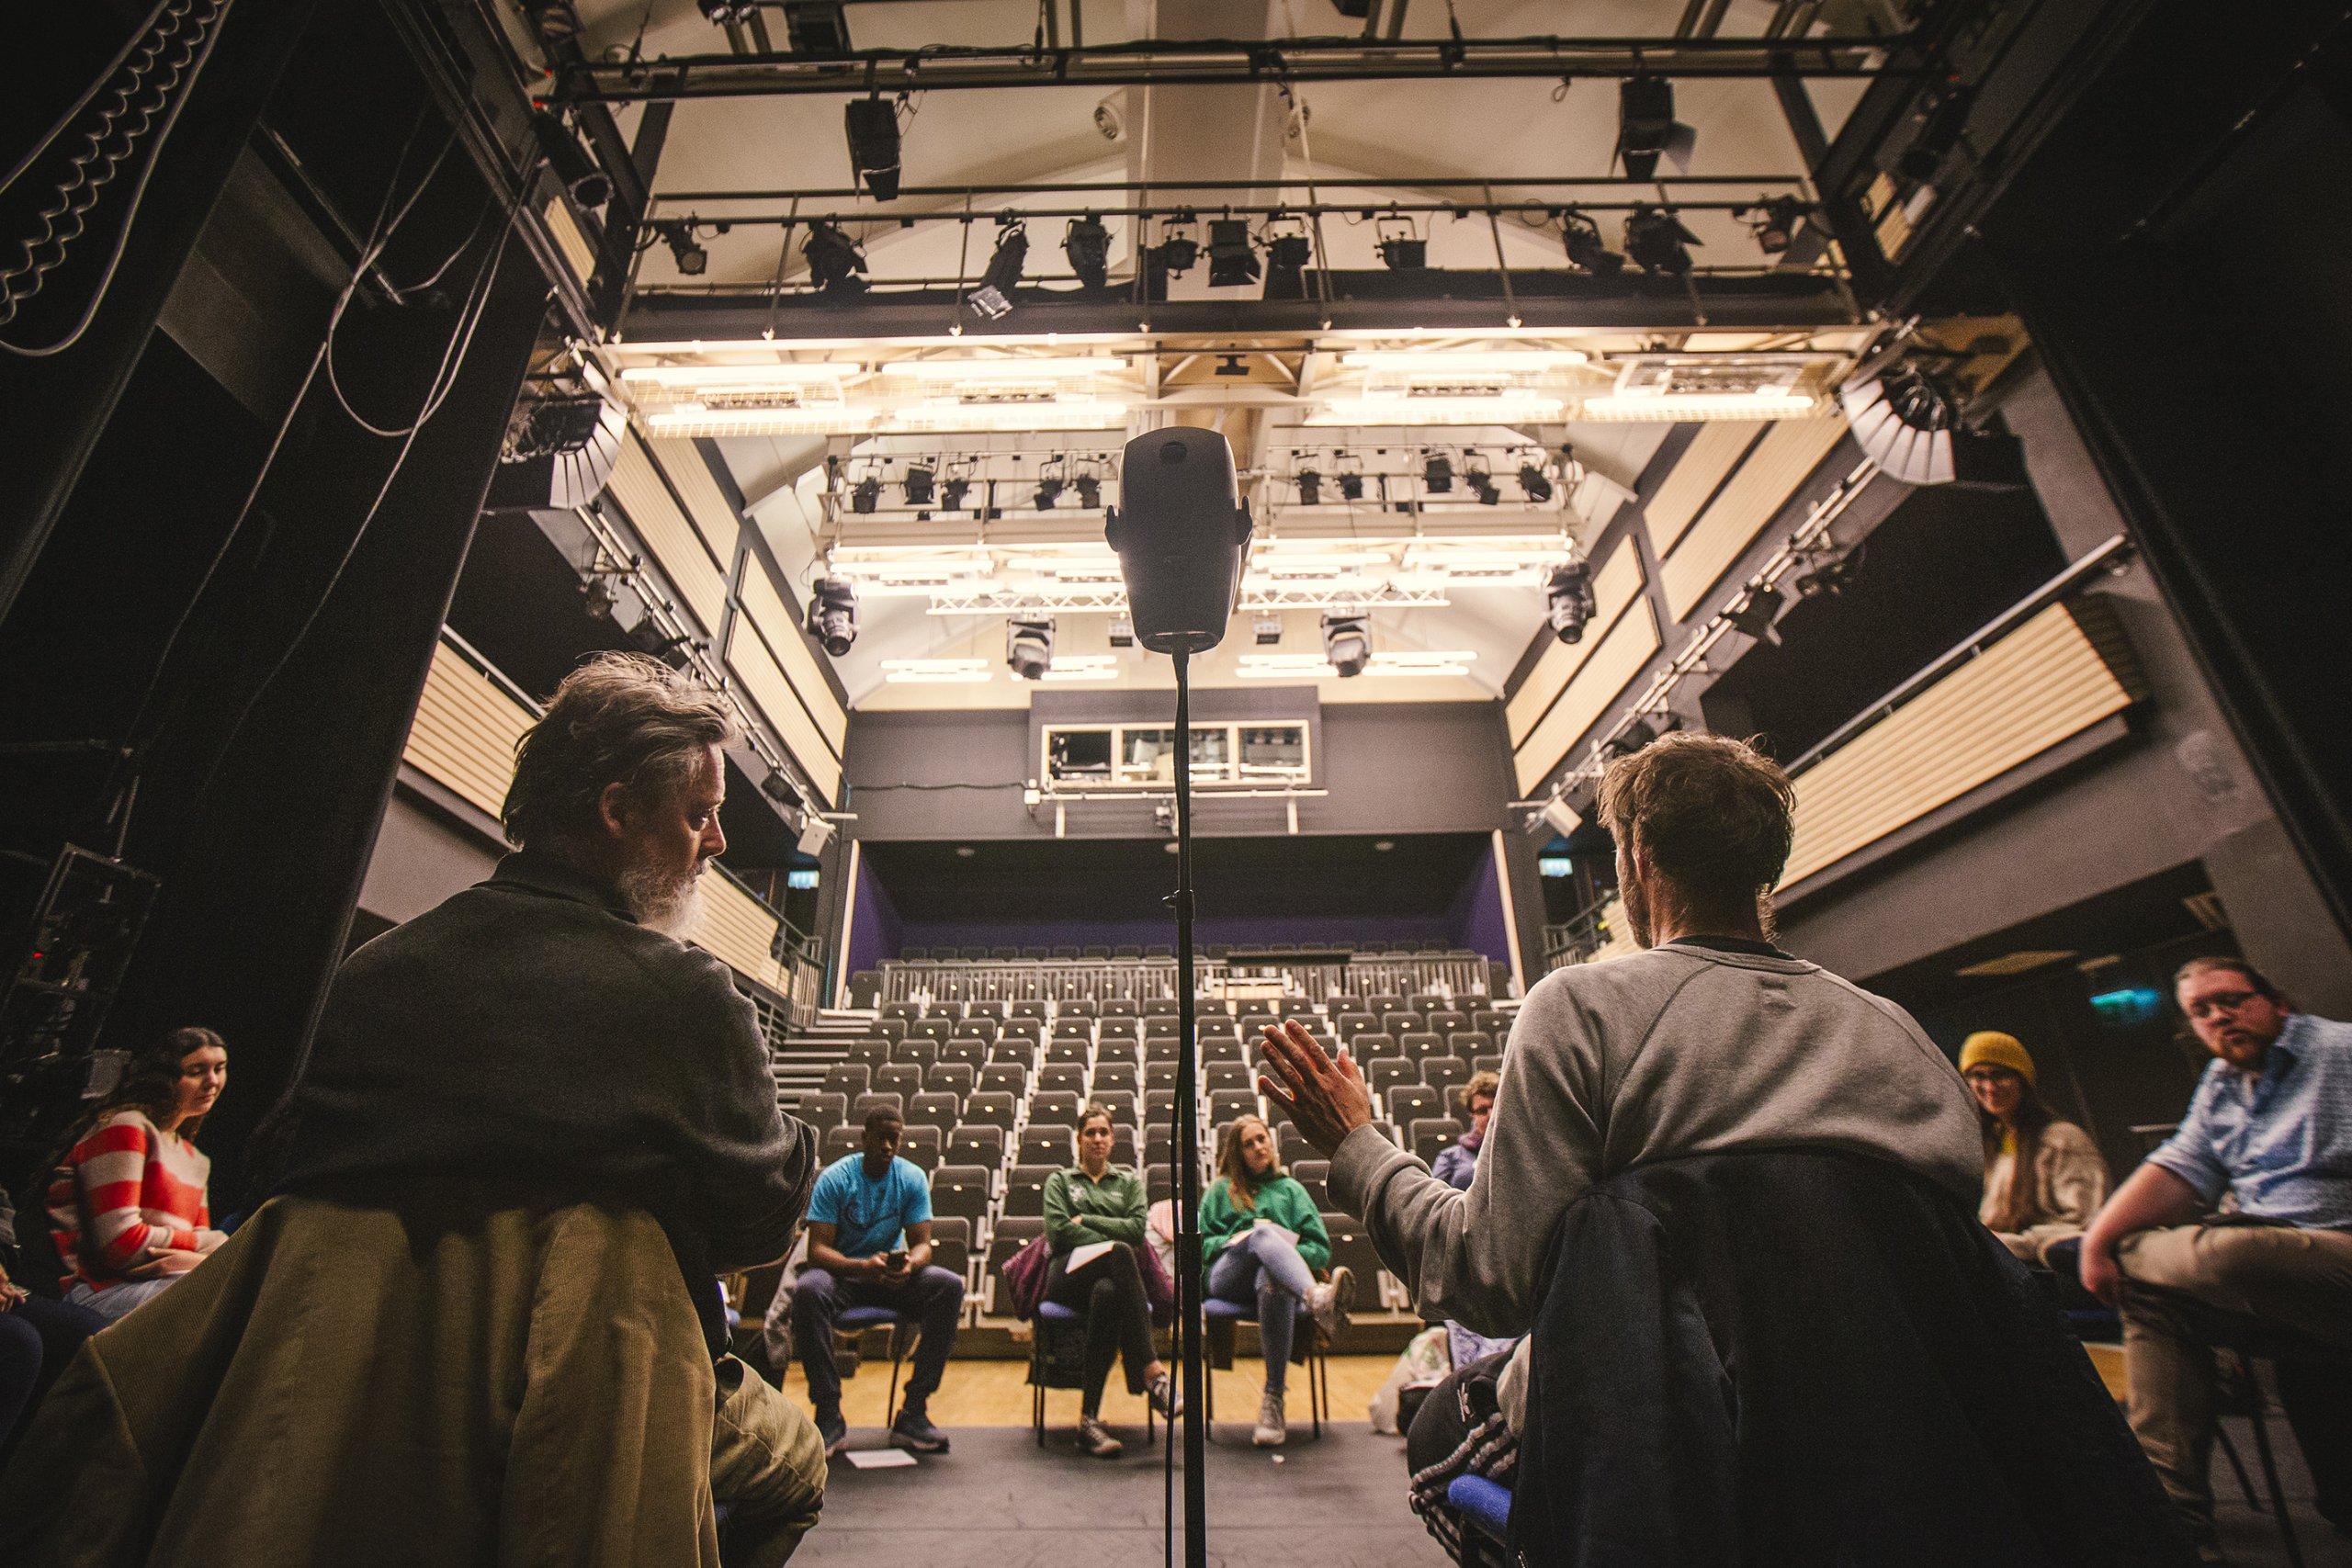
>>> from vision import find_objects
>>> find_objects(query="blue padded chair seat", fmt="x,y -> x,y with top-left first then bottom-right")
836,1305 -> 905,1330
1446,1474 -> 1513,1541
1036,1301 -> 1080,1322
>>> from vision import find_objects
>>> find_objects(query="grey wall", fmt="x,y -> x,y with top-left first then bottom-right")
356,774 -> 503,926
1777,363 -> 2352,1016
842,696 -> 1519,841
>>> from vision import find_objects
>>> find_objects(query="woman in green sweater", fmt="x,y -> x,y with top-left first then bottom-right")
1043,1102 -> 1178,1457
1201,1113 -> 1354,1446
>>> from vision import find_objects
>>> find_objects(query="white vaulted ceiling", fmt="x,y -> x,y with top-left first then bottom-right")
555,0 -> 1876,707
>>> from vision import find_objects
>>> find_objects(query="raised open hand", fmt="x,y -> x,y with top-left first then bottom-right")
1256,1018 -> 1375,1158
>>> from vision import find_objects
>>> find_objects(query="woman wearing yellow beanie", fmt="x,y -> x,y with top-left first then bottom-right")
1959,1032 -> 2109,1263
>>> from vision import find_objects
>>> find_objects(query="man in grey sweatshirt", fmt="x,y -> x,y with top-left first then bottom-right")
1261,732 -> 1982,1340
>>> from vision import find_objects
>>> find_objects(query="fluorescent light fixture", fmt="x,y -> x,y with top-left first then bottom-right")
786,868 -> 820,890
1337,350 -> 1588,370
646,409 -> 883,436
880,658 -> 994,683
620,363 -> 863,386
1538,855 -> 1574,877
889,357 -> 1130,380
1579,393 -> 1824,421
1308,396 -> 1566,426
1041,655 -> 1121,681
1236,650 -> 1476,678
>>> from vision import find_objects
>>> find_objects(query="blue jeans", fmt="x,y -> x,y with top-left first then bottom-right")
0,1294 -> 107,1449
1206,1225 -> 1314,1393
64,1276 -> 179,1325
790,1264 -> 965,1421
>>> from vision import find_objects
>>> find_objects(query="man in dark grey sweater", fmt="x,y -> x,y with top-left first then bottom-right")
1261,732 -> 1981,1339
269,652 -> 823,1566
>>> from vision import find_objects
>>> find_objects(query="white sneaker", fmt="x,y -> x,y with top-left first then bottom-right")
1078,1415 -> 1124,1458
1252,1390 -> 1287,1448
1306,1265 -> 1356,1340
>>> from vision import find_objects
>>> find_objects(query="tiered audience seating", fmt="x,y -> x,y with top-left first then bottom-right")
791,957 -> 1516,1324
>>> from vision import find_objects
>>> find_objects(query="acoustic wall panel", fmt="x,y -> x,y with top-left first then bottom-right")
1512,599 -> 1663,795
1505,538 -> 1649,748
1781,603 -> 2136,886
1642,422 -> 1764,558
1662,418 -> 1847,622
649,437 -> 743,572
606,432 -> 729,636
401,640 -> 534,820
729,621 -> 844,805
738,565 -> 849,757
694,871 -> 787,997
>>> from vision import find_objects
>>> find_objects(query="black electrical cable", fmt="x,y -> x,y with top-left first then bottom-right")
108,104 -> 438,810
176,161 -> 525,822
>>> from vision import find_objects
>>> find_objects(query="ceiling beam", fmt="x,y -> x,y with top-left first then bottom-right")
553,34 -> 1926,104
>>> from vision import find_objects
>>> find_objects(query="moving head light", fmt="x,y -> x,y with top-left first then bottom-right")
1103,428 -> 1253,656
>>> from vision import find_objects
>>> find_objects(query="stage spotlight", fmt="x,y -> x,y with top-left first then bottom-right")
1074,471 -> 1102,508
1466,465 -> 1500,506
1838,360 -> 2024,487
902,462 -> 936,507
1150,214 -> 1201,277
1724,583 -> 1787,643
1321,613 -> 1371,677
969,220 -> 1029,320
802,220 -> 869,293
1900,83 -> 1978,182
850,474 -> 882,513
533,111 -> 611,209
1337,470 -> 1364,502
1034,478 -> 1064,511
1519,462 -> 1555,503
1254,613 -> 1283,646
1544,561 -> 1596,644
697,0 -> 753,21
1795,551 -> 1860,599
782,1 -> 851,54
1623,204 -> 1702,276
1262,220 -> 1312,299
1006,616 -> 1056,681
1560,208 -> 1625,276
1616,76 -> 1695,181
1421,451 -> 1453,494
1375,213 -> 1426,270
1064,214 -> 1112,290
804,575 -> 860,657
1295,468 -> 1322,505
1601,712 -> 1676,760
651,220 -> 707,276
843,96 -> 901,202
1735,195 -> 1807,255
941,473 -> 972,510
1108,615 -> 1135,648
1207,220 -> 1261,288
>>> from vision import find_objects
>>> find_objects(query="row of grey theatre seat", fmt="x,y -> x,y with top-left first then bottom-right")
886,944 -> 1483,962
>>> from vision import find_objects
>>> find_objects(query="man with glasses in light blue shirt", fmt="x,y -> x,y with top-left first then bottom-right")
2076,954 -> 2352,1550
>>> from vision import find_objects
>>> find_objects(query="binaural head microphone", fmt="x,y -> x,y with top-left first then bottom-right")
1103,427 -> 1254,656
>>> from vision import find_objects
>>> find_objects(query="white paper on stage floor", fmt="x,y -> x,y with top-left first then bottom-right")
1066,1241 -> 1115,1272
842,1448 -> 919,1469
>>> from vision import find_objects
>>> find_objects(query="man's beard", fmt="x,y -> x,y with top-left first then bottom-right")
618,855 -> 705,940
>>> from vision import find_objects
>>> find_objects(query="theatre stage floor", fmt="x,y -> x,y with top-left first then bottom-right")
781,1351 -> 2350,1568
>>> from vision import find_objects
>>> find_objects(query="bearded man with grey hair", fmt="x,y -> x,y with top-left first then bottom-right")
268,651 -> 824,1564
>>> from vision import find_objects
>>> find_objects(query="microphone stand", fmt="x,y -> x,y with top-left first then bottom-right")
1167,644 -> 1208,1568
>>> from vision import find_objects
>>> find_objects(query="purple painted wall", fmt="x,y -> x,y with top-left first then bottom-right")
896,912 -> 1455,954
843,849 -> 902,979
1450,840 -> 1514,966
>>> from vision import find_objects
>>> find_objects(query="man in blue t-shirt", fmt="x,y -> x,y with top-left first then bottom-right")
792,1107 -> 963,1455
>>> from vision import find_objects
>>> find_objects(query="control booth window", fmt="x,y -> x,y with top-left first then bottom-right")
1043,722 -> 1310,790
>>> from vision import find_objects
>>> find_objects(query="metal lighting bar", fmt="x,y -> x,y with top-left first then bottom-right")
653,173 -> 1824,204
552,33 -> 1923,103
1544,457 -> 1881,801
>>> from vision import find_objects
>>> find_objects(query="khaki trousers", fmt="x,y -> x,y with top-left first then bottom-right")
2116,1222 -> 2352,1528
710,1355 -> 829,1568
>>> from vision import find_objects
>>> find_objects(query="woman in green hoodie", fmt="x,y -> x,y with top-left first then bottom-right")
1201,1113 -> 1355,1446
1043,1102 -> 1178,1457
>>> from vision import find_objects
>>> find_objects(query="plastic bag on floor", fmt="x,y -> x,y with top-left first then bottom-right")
1370,1324 -> 1453,1433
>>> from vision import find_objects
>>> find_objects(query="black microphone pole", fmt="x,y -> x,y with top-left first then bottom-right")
1170,645 -> 1208,1568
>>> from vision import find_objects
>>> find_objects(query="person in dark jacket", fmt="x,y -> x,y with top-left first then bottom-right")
266,652 -> 824,1565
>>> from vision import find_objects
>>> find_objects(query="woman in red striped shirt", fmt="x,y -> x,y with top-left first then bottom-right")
47,1028 -> 230,1325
